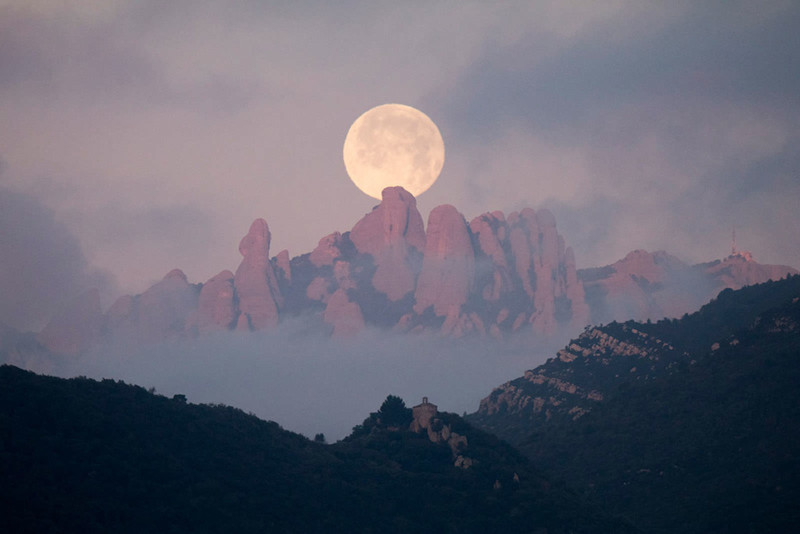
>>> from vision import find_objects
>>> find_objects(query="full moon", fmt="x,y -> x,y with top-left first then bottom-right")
343,103 -> 445,199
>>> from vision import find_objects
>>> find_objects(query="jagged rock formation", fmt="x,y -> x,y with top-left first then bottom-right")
309,232 -> 344,268
273,249 -> 291,283
469,211 -> 510,302
189,270 -> 235,333
413,205 -> 474,317
88,186 -> 587,345
470,323 -> 688,443
349,186 -> 425,301
234,219 -> 282,331
451,208 -> 590,338
34,187 -> 797,351
104,269 -> 198,345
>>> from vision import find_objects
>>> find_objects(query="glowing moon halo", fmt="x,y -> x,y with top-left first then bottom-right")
343,103 -> 445,199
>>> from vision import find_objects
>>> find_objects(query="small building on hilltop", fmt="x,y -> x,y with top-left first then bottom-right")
410,396 -> 474,469
411,396 -> 437,432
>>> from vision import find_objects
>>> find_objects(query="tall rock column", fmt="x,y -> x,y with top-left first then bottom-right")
234,219 -> 282,330
469,212 -> 512,302
413,205 -> 474,317
508,209 -> 538,299
350,186 -> 426,301
193,270 -> 236,333
530,210 -> 560,334
507,208 -> 589,335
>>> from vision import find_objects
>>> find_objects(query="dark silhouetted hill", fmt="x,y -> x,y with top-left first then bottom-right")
0,366 -> 635,533
468,275 -> 800,532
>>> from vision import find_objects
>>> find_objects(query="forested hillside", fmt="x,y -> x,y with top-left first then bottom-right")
468,275 -> 800,532
0,366 -> 633,533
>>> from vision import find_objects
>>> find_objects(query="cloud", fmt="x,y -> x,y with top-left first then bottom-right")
431,2 -> 800,269
58,201 -> 222,291
0,186 -> 116,330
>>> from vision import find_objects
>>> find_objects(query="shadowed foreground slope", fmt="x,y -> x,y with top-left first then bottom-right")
469,275 -> 800,533
0,365 -> 634,533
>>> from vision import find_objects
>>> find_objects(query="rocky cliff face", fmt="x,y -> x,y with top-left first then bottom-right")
469,323 -> 688,443
234,219 -> 282,331
185,187 -> 584,342
35,187 -> 797,352
468,274 -> 800,445
350,186 -> 425,301
469,275 -> 800,534
413,204 -> 474,317
105,269 -> 199,344
190,270 -> 236,333
323,288 -> 365,338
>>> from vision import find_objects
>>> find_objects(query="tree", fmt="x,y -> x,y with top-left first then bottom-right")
377,395 -> 412,427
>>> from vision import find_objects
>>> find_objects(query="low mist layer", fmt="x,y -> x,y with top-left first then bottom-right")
51,320 -> 563,441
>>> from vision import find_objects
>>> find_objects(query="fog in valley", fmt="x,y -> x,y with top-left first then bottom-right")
49,321 -> 565,441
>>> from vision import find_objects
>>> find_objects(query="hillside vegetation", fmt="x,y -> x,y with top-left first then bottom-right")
0,366 -> 633,533
468,275 -> 800,532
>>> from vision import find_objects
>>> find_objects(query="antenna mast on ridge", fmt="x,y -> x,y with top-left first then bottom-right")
731,227 -> 737,256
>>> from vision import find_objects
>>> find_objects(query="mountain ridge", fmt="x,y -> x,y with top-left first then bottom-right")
28,187 -> 797,354
468,274 -> 800,442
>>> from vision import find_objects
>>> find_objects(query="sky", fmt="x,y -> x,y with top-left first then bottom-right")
2,0 -> 799,330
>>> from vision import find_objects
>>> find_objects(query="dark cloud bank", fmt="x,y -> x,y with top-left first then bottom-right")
0,186 -> 115,331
